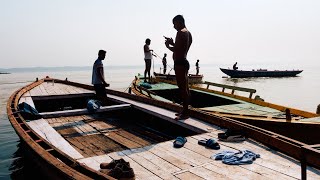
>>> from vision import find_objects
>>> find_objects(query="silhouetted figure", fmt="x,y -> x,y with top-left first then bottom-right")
196,59 -> 200,75
165,15 -> 192,120
233,62 -> 238,70
162,53 -> 167,74
285,108 -> 292,122
144,38 -> 153,82
92,50 -> 109,100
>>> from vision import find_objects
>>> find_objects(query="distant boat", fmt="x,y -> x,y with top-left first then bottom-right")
153,72 -> 203,83
220,68 -> 303,78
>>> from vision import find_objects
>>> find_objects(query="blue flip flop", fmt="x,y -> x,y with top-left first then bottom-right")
173,136 -> 187,148
198,138 -> 220,150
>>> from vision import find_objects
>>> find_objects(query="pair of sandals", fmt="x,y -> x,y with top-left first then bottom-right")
173,136 -> 220,150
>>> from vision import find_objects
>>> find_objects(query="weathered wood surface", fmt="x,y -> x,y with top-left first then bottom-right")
19,81 -> 320,179
40,104 -> 131,118
28,82 -> 93,96
77,132 -> 320,180
27,119 -> 84,159
108,94 -> 216,134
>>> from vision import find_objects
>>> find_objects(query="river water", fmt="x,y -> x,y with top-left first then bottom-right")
0,63 -> 319,179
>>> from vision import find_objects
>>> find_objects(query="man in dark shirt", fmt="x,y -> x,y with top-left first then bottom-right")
162,53 -> 167,74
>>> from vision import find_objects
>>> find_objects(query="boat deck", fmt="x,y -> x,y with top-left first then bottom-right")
19,81 -> 320,179
138,80 -> 286,118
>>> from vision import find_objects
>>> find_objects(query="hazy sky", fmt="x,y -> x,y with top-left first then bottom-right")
1,0 -> 320,68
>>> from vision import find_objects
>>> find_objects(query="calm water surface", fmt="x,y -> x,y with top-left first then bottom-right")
0,64 -> 319,179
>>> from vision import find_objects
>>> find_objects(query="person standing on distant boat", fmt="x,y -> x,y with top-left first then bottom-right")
233,62 -> 238,70
196,59 -> 200,75
165,15 -> 192,120
144,38 -> 153,82
92,50 -> 109,99
162,53 -> 167,74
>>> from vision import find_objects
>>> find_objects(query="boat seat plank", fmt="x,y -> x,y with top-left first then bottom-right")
27,119 -> 84,159
18,96 -> 36,108
40,104 -> 131,118
108,94 -> 218,134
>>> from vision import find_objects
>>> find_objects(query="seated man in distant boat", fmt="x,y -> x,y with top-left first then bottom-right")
92,50 -> 109,100
165,15 -> 192,120
162,53 -> 167,74
196,59 -> 200,75
233,62 -> 238,70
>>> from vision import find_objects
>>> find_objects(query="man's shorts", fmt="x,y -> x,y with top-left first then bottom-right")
94,84 -> 107,97
174,59 -> 190,70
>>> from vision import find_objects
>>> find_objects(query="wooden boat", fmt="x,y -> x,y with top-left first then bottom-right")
7,77 -> 320,179
153,72 -> 203,84
131,76 -> 320,144
220,68 -> 303,78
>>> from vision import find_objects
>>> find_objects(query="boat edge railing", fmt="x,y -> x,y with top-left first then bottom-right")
203,81 -> 256,98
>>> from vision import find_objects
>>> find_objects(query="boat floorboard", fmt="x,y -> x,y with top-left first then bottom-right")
21,82 -> 320,179
78,132 -> 320,180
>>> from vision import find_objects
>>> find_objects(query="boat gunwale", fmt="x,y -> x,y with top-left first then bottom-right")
6,78 -> 114,180
149,77 -> 318,118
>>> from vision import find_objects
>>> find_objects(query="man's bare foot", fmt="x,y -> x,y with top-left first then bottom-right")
175,114 -> 189,120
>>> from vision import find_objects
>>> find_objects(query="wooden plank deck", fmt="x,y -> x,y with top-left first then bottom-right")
28,82 -> 93,96
77,132 -> 320,180
21,82 -> 320,179
27,119 -> 84,159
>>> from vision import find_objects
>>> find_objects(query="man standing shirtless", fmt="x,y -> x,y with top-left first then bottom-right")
165,15 -> 192,120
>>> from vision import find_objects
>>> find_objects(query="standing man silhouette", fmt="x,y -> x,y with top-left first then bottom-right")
165,15 -> 192,120
92,50 -> 109,100
144,38 -> 153,82
162,53 -> 167,74
196,59 -> 200,75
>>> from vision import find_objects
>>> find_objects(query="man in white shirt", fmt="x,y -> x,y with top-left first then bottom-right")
144,38 -> 153,82
92,50 -> 109,98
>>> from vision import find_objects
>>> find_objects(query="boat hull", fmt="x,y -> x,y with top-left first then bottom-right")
220,68 -> 303,78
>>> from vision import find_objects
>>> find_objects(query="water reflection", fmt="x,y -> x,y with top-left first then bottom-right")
9,141 -> 46,179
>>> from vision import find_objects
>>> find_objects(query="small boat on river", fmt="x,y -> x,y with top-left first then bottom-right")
7,77 -> 320,179
220,68 -> 303,78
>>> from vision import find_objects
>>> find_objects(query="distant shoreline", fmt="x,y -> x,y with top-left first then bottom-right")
0,72 -> 10,74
